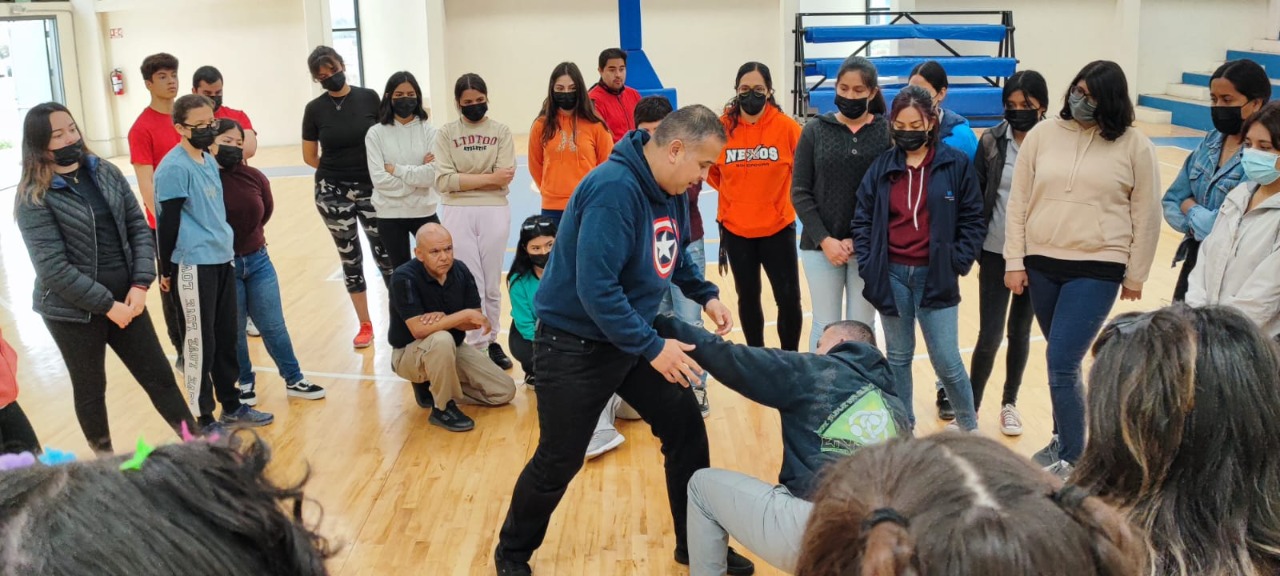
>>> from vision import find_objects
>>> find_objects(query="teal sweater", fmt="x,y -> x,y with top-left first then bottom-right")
509,271 -> 540,340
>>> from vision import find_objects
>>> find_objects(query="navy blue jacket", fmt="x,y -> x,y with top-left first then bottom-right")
852,142 -> 985,314
655,315 -> 911,500
535,130 -> 719,360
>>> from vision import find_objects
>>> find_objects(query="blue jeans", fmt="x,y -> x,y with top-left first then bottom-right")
1026,269 -> 1119,464
660,239 -> 708,388
881,264 -> 978,430
799,248 -> 877,353
234,247 -> 304,386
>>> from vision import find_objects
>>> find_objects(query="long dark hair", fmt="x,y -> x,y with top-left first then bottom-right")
1059,60 -> 1135,142
538,62 -> 604,146
796,434 -> 1145,576
889,85 -> 941,146
1074,305 -> 1280,576
454,73 -> 487,103
18,102 -> 95,207
508,215 -> 557,284
725,61 -> 781,135
836,56 -> 887,115
378,71 -> 428,125
1214,59 -> 1272,137
0,433 -> 335,575
908,60 -> 949,93
1003,70 -> 1050,112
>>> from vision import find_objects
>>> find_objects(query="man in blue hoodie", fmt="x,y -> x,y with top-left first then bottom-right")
654,316 -> 910,576
494,105 -> 751,576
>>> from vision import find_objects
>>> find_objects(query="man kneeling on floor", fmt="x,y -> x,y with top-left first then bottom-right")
654,315 -> 911,576
389,223 -> 515,431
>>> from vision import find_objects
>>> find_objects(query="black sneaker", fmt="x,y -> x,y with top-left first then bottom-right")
1033,435 -> 1062,467
936,388 -> 955,421
674,546 -> 755,575
489,343 -> 514,370
429,401 -> 475,432
286,378 -> 326,400
412,382 -> 434,409
494,551 -> 532,575
239,381 -> 258,407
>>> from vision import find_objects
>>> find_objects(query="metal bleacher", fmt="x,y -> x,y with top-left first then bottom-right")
793,11 -> 1017,128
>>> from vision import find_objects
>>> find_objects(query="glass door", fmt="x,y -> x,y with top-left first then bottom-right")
1,16 -> 64,189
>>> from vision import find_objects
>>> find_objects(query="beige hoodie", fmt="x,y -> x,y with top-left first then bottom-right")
432,117 -> 515,207
1004,119 -> 1162,291
1186,182 -> 1280,337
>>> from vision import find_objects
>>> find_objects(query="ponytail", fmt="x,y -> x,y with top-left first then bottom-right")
1051,485 -> 1147,576
859,509 -> 919,576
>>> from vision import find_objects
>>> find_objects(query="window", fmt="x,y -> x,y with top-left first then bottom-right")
330,0 -> 364,87
866,0 -> 891,57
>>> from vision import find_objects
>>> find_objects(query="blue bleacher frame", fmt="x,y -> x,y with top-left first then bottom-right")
792,10 -> 1017,124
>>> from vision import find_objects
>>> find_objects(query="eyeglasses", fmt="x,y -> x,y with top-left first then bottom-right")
522,218 -> 556,232
1069,85 -> 1096,104
181,120 -> 217,131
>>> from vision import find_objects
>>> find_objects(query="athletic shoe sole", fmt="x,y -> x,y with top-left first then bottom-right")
585,433 -> 625,460
287,387 -> 327,400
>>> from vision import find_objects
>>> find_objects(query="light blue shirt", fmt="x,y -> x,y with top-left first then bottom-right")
155,145 -> 234,265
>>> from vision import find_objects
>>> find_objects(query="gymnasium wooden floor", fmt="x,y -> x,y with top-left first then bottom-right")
0,123 -> 1201,575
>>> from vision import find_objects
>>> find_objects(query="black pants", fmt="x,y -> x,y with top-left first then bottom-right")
170,263 -> 241,422
379,214 -> 441,270
155,228 -> 185,355
720,224 -> 803,351
44,309 -> 195,453
507,321 -> 534,376
1172,238 -> 1201,302
0,402 -> 39,455
969,251 -> 1033,410
497,324 -> 710,562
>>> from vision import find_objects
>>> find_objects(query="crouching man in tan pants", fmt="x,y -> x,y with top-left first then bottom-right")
389,223 -> 515,431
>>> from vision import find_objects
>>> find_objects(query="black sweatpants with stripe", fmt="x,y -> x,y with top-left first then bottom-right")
170,263 -> 241,422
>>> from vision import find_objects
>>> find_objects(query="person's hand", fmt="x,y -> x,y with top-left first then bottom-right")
493,167 -> 516,186
649,339 -> 703,388
423,152 -> 435,164
820,237 -> 852,266
456,309 -> 489,333
703,299 -> 734,335
419,312 -> 446,325
1120,286 -> 1142,301
123,287 -> 147,317
106,302 -> 134,329
1180,198 -> 1197,215
841,238 -> 853,255
1005,270 -> 1028,295
384,163 -> 396,175
158,275 -> 172,293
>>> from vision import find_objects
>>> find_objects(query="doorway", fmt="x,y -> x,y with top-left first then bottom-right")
1,16 -> 65,190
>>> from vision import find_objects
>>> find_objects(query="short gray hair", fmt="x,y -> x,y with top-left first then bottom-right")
652,104 -> 726,146
824,320 -> 876,347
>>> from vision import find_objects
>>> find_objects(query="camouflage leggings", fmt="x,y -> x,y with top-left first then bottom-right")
314,179 -> 393,293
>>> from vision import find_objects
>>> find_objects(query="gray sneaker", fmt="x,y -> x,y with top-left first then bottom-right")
220,405 -> 275,427
1045,459 -> 1076,481
1033,435 -> 1062,467
585,428 -> 625,460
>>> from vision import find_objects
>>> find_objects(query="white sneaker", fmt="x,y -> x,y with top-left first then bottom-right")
585,429 -> 625,460
1000,404 -> 1024,436
246,318 -> 261,337
1045,459 -> 1075,481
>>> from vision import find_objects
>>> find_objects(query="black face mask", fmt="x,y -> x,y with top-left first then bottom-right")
215,145 -> 243,169
392,97 -> 419,118
460,102 -> 488,122
552,92 -> 578,111
834,95 -> 869,119
529,253 -> 550,268
1211,105 -> 1244,136
320,71 -> 346,92
210,94 -> 223,112
738,91 -> 767,116
52,140 -> 84,167
1004,109 -> 1041,133
892,129 -> 929,152
188,126 -> 217,150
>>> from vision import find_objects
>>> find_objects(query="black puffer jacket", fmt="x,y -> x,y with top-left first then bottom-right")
15,155 -> 155,323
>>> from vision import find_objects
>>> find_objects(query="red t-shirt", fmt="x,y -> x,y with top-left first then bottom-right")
128,106 -> 181,228
216,106 -> 255,132
888,148 -> 934,266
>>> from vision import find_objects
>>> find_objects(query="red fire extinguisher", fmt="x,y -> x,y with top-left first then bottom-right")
110,68 -> 125,95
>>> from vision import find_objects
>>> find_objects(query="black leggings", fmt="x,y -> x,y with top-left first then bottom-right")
968,250 -> 1033,410
44,309 -> 195,453
379,214 -> 441,270
1172,238 -> 1200,302
719,224 -> 802,351
0,402 -> 39,455
508,322 -> 534,376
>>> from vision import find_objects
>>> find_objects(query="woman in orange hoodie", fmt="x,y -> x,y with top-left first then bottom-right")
0,328 -> 40,455
709,62 -> 804,350
528,62 -> 613,224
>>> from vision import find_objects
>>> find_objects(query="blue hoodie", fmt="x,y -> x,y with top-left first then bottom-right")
938,108 -> 978,161
535,130 -> 719,360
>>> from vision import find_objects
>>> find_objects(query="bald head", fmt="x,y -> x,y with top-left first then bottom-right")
415,222 -> 455,281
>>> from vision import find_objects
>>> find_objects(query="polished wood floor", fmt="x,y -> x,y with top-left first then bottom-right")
0,124 -> 1200,575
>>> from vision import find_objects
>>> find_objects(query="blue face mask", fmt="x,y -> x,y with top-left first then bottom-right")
1242,147 -> 1280,185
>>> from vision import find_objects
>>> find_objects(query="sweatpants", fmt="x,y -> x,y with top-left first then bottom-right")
173,263 -> 242,422
315,179 -> 394,294
44,309 -> 195,453
439,205 -> 510,348
720,224 -> 803,351
390,331 -> 516,409
379,214 -> 441,270
0,402 -> 40,455
686,468 -> 811,576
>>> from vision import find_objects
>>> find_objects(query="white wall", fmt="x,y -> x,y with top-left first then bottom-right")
359,0 -> 431,111
100,0 -> 311,149
1138,0 -> 1268,94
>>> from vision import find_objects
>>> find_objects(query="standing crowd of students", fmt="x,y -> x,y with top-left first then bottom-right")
6,36 -> 1280,576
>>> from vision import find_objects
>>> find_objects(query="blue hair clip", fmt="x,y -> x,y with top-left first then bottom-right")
37,448 -> 77,467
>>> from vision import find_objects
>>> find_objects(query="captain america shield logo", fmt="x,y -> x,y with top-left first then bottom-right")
652,217 -> 679,278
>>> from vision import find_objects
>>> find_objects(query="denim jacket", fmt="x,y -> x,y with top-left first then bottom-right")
1162,130 -> 1244,263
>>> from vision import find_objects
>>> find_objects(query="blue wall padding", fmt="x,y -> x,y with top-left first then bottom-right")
619,0 -> 643,50
809,84 -> 1004,119
624,49 -> 665,90
805,56 -> 1017,79
804,24 -> 1008,43
638,87 -> 678,108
